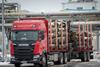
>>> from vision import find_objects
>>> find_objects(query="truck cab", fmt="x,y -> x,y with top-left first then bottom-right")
10,18 -> 48,67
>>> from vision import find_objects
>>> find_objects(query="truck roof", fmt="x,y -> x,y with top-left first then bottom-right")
12,18 -> 48,31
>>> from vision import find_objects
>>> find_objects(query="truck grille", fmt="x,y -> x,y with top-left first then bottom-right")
14,46 -> 34,61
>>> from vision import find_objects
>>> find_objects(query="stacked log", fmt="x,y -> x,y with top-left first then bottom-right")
48,19 -> 67,50
76,23 -> 93,51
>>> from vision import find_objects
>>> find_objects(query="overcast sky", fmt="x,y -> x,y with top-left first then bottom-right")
1,0 -> 100,12
7,0 -> 67,13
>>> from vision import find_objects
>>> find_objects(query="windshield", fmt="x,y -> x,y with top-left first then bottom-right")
11,31 -> 38,41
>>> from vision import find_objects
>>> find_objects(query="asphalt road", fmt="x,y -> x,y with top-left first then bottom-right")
51,61 -> 100,67
0,61 -> 100,67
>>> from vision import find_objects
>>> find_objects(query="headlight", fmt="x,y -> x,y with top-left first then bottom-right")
32,43 -> 35,45
13,43 -> 16,45
34,55 -> 40,59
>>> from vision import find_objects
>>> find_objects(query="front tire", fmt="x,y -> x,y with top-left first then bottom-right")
34,54 -> 47,67
14,63 -> 21,67
40,54 -> 48,67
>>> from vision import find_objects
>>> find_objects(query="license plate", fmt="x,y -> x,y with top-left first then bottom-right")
21,61 -> 27,63
19,44 -> 29,46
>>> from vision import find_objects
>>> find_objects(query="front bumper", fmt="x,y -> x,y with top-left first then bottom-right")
10,56 -> 41,64
10,60 -> 35,64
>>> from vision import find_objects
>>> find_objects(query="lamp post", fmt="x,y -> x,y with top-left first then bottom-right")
1,0 -> 5,62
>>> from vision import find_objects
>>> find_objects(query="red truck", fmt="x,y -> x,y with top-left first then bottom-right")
10,17 -> 93,67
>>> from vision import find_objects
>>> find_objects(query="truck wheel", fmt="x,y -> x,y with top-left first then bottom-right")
40,54 -> 48,67
53,61 -> 58,65
86,52 -> 90,62
81,57 -> 85,62
34,54 -> 47,67
67,58 -> 70,62
58,53 -> 63,64
14,63 -> 21,67
67,53 -> 71,62
63,53 -> 67,64
81,52 -> 87,62
53,53 -> 63,65
34,64 -> 40,67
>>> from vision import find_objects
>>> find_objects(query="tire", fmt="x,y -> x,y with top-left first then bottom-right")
86,52 -> 90,62
67,53 -> 71,62
14,63 -> 21,67
81,57 -> 85,62
63,53 -> 67,64
34,54 -> 47,67
58,53 -> 63,64
53,53 -> 63,65
81,52 -> 87,62
40,54 -> 48,67
34,64 -> 40,67
67,58 -> 70,62
67,43 -> 72,62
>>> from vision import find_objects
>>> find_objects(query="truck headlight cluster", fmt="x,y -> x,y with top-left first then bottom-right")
13,43 -> 16,45
11,56 -> 15,61
34,55 -> 40,59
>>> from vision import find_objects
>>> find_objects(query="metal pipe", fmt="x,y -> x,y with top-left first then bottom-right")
66,21 -> 68,51
1,0 -> 5,62
97,32 -> 99,51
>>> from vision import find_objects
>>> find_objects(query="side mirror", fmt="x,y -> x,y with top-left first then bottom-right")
39,31 -> 44,40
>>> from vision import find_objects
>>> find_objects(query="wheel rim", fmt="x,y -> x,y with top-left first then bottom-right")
84,52 -> 87,61
42,56 -> 46,67
64,53 -> 67,63
65,57 -> 67,63
61,57 -> 63,64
